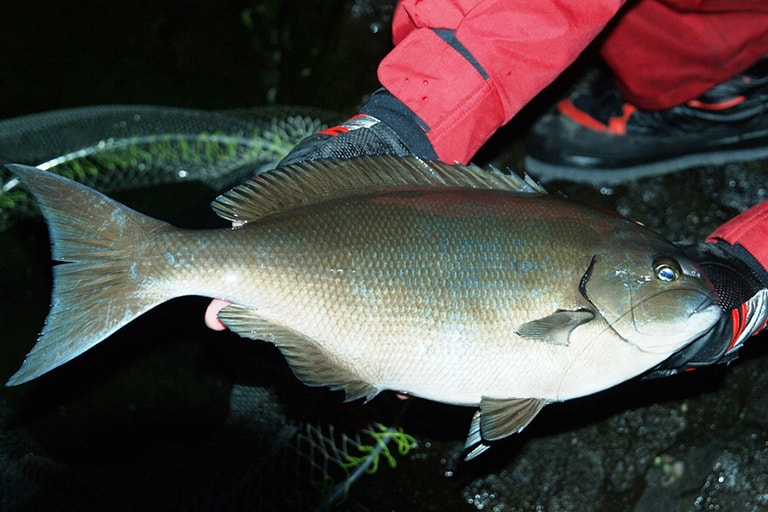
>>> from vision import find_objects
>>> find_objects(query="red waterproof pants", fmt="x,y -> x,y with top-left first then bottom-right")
378,0 -> 768,165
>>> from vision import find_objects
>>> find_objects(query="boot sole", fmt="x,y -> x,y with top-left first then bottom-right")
525,146 -> 768,185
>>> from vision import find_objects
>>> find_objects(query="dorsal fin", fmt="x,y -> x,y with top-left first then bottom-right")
211,155 -> 545,224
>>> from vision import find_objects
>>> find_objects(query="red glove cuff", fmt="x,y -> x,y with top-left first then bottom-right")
707,200 -> 768,269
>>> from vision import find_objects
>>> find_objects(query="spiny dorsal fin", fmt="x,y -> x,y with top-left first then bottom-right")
218,304 -> 379,402
211,156 -> 545,224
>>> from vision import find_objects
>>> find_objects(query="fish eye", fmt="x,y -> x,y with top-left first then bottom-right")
653,257 -> 681,282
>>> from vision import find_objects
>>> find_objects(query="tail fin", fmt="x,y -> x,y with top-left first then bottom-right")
5,164 -> 173,385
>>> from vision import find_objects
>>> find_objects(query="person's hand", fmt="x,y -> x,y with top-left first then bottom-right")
205,298 -> 231,331
645,202 -> 768,378
277,89 -> 436,168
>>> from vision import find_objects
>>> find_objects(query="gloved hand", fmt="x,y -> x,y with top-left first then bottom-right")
204,88 -> 436,331
278,88 -> 437,167
644,203 -> 768,378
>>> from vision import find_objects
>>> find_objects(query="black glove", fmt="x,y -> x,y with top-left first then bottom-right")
644,240 -> 768,379
278,88 -> 437,167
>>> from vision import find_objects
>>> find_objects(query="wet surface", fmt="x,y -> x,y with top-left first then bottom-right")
2,2 -> 768,511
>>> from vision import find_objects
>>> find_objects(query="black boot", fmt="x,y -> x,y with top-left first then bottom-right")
525,56 -> 768,184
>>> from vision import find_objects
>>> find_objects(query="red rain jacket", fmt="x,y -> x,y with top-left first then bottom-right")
378,0 -> 768,165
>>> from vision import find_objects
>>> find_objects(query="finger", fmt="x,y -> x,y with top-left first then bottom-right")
205,298 -> 232,331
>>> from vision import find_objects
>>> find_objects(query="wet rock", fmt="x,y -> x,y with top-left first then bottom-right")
450,352 -> 768,512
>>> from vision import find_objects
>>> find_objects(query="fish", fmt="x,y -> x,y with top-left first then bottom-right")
4,156 -> 721,459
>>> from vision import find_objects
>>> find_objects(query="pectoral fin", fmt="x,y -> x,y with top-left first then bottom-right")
219,305 -> 379,402
464,397 -> 548,460
516,309 -> 595,345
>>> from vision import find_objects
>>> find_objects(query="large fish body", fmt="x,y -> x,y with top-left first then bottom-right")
5,156 -> 720,458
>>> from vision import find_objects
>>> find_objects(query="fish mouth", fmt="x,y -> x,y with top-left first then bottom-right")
691,295 -> 720,317
688,299 -> 722,333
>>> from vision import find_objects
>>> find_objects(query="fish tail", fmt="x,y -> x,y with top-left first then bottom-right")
5,164 -> 174,386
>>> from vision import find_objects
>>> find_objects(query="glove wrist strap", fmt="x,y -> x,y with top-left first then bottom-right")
707,199 -> 768,274
728,288 -> 768,354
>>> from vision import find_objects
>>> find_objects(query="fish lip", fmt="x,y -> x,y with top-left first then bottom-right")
692,296 -> 720,317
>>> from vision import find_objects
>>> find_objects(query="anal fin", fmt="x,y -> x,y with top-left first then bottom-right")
219,304 -> 379,402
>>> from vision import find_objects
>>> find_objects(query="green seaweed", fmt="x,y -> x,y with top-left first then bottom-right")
289,422 -> 417,511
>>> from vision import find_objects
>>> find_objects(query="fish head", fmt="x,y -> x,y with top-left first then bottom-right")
580,235 -> 721,354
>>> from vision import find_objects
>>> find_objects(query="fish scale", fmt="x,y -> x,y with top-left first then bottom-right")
4,156 -> 720,459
